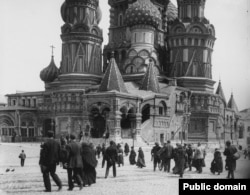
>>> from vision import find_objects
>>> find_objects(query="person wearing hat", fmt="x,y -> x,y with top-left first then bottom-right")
186,144 -> 193,171
19,150 -> 26,167
65,134 -> 83,191
160,140 -> 174,172
151,142 -> 161,171
105,141 -> 118,178
223,140 -> 237,179
39,131 -> 62,192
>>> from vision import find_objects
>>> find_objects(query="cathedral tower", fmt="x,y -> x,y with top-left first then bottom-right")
167,0 -> 216,92
44,0 -> 103,91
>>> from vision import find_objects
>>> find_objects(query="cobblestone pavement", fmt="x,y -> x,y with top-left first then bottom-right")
0,143 -> 250,195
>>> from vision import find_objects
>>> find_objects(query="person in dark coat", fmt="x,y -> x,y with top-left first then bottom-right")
129,146 -> 137,165
192,142 -> 204,173
160,141 -> 174,172
175,144 -> 187,178
117,144 -> 124,167
151,142 -> 161,171
19,150 -> 26,167
243,148 -> 248,159
124,143 -> 130,156
172,144 -> 179,174
101,143 -> 106,168
39,131 -> 62,192
224,140 -> 237,179
136,147 -> 146,168
66,134 -> 83,191
210,148 -> 223,175
81,142 -> 98,186
186,144 -> 193,171
96,144 -> 102,159
105,141 -> 118,178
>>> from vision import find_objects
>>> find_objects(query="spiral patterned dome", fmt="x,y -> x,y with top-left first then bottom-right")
165,1 -> 178,22
125,0 -> 161,29
40,56 -> 59,83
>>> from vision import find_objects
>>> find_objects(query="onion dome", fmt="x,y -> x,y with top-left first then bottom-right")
61,0 -> 99,24
165,1 -> 178,22
96,5 -> 102,24
125,0 -> 161,28
40,56 -> 59,83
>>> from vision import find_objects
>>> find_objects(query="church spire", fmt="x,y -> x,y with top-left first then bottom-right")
99,52 -> 128,93
215,80 -> 226,105
227,93 -> 239,113
140,60 -> 160,93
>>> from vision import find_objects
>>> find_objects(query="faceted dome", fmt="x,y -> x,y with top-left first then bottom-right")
40,56 -> 59,83
125,0 -> 161,28
61,0 -> 99,23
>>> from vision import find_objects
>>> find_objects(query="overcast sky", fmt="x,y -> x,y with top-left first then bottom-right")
0,0 -> 249,110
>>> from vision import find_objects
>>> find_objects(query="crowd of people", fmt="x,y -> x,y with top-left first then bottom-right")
150,140 -> 244,179
37,130 -> 247,192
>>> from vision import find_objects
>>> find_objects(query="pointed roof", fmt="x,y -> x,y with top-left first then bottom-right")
227,93 -> 239,113
215,80 -> 227,104
140,60 -> 160,93
99,53 -> 128,93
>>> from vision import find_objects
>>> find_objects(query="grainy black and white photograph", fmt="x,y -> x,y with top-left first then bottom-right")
0,0 -> 250,194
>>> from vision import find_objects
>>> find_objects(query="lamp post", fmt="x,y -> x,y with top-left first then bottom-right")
181,92 -> 191,144
132,128 -> 136,147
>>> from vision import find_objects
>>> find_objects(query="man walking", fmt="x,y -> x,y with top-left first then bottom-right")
66,134 -> 83,191
162,141 -> 174,172
151,142 -> 161,171
186,144 -> 193,171
105,141 -> 118,178
224,140 -> 237,179
39,131 -> 62,192
19,150 -> 26,167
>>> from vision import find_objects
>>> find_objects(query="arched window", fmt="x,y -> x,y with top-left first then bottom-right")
142,104 -> 150,123
118,14 -> 123,26
239,126 -> 244,139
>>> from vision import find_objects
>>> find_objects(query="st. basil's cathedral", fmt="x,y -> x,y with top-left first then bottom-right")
0,0 -> 243,146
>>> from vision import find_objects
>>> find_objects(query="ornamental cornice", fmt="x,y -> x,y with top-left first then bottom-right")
61,34 -> 103,43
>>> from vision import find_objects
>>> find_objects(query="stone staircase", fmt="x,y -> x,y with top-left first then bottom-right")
188,131 -> 207,142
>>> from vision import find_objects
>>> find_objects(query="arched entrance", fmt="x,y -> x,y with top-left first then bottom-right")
120,106 -> 136,138
0,115 -> 15,139
42,119 -> 55,137
142,104 -> 150,123
90,107 -> 110,138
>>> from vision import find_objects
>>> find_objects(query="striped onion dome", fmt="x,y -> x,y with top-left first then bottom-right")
40,56 -> 59,83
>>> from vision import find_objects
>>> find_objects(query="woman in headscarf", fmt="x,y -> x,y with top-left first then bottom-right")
124,143 -> 130,156
129,146 -> 137,165
210,148 -> 223,175
174,144 -> 187,178
136,147 -> 146,168
81,142 -> 98,186
117,144 -> 124,167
